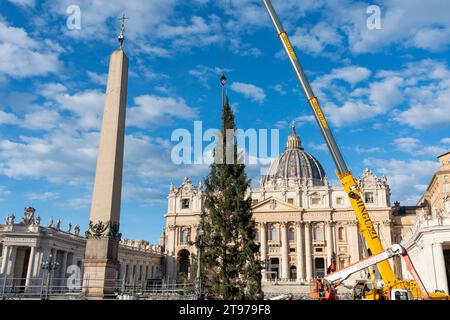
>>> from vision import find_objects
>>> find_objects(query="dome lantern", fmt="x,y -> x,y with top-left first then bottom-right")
262,124 -> 326,187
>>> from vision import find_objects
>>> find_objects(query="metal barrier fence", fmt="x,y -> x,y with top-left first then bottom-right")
0,276 -> 196,300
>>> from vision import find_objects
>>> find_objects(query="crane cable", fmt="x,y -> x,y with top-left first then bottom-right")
219,0 -> 230,76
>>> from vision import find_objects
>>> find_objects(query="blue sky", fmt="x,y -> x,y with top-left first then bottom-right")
0,0 -> 449,243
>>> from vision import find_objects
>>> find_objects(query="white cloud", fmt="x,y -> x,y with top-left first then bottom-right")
8,0 -> 35,8
68,196 -> 92,209
27,191 -> 59,201
45,0 -> 178,41
87,71 -> 107,86
0,130 -> 99,185
320,0 -> 450,54
355,146 -> 384,154
139,45 -> 170,58
0,186 -> 11,200
156,15 -> 222,49
364,157 -> 439,205
230,82 -> 266,103
0,110 -> 20,126
442,138 -> 450,144
270,84 -> 287,96
393,137 -> 447,157
308,60 -> 450,128
290,22 -> 343,57
42,86 -> 105,131
309,143 -> 328,152
127,95 -> 198,128
323,100 -> 375,127
0,20 -> 61,78
412,27 -> 450,51
188,65 -> 232,88
22,107 -> 62,131
122,185 -> 166,205
312,65 -> 372,102
393,60 -> 450,129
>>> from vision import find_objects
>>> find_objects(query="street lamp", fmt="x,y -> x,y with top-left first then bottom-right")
188,228 -> 217,300
41,253 -> 60,300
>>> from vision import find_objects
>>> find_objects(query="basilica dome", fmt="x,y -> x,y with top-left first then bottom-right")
262,125 -> 326,186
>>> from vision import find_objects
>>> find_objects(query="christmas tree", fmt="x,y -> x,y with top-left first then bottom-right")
200,76 -> 263,300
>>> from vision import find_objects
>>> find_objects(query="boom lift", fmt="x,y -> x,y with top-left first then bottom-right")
261,0 -> 447,300
309,244 -> 431,300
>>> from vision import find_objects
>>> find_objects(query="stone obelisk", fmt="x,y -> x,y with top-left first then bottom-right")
83,16 -> 128,299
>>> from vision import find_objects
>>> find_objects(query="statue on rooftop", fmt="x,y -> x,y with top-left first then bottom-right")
74,225 -> 80,236
22,207 -> 35,226
9,213 -> 15,225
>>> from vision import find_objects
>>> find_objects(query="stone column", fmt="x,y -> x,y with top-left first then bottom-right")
348,221 -> 360,263
50,249 -> 57,286
120,261 -> 125,280
33,249 -> 42,278
304,223 -> 312,281
1,245 -> 10,275
7,246 -> 17,276
60,251 -> 68,285
326,221 -> 334,265
83,44 -> 129,299
433,242 -> 449,294
25,246 -> 36,288
259,222 -> 267,281
296,222 -> 304,282
281,222 -> 289,280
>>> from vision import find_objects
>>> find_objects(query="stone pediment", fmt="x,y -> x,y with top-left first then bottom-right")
251,197 -> 301,213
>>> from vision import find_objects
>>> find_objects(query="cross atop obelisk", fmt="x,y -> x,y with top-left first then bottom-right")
118,13 -> 128,49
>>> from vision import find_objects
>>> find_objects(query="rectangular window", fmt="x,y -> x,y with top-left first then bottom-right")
311,197 -> 322,205
287,198 -> 294,204
365,192 -> 374,204
336,197 -> 344,205
289,248 -> 296,253
252,199 -> 259,205
181,198 -> 190,209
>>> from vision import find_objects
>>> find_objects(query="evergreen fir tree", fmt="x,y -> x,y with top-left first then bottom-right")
200,77 -> 263,300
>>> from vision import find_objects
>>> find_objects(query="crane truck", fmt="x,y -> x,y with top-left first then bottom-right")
309,244 -> 431,300
261,0 -> 448,300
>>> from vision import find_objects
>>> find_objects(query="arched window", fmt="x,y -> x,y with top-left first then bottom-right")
288,227 -> 295,241
338,227 -> 345,241
269,225 -> 278,241
313,225 -> 323,241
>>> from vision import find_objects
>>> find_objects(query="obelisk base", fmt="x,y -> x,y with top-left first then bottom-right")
83,238 -> 120,299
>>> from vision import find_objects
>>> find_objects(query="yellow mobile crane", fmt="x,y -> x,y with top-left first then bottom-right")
261,0 -> 446,300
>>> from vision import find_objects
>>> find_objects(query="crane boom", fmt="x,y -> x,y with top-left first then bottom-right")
262,0 -> 397,285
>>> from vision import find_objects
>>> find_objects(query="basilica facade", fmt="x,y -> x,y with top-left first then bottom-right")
164,127 -> 402,284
